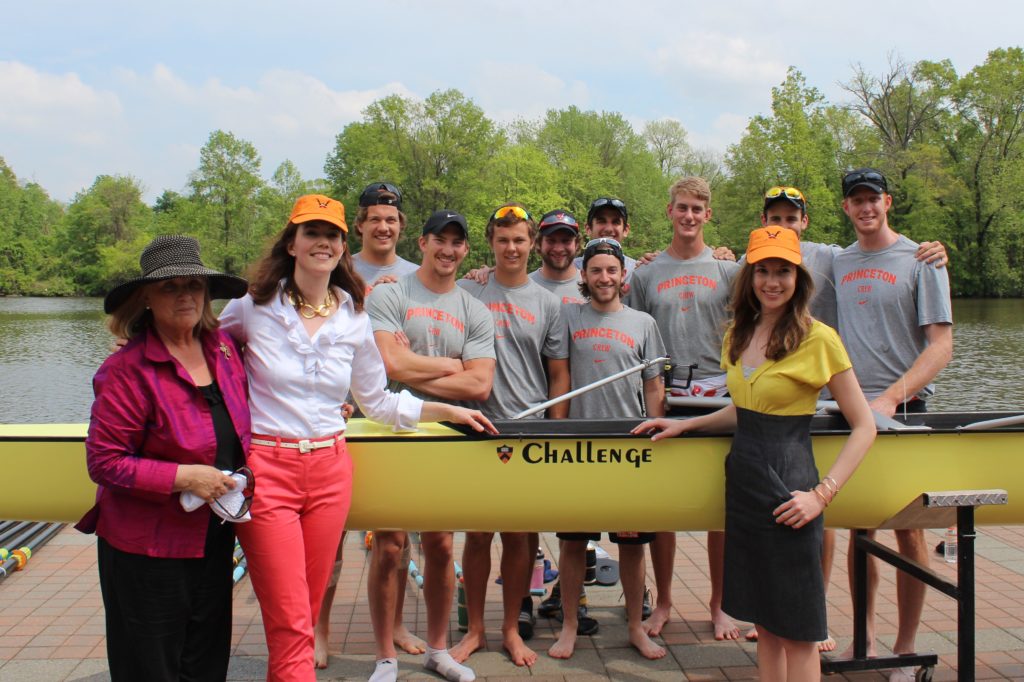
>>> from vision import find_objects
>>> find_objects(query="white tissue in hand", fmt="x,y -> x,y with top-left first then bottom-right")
179,471 -> 251,523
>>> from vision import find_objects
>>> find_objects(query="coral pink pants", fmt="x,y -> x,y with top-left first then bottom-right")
236,437 -> 352,682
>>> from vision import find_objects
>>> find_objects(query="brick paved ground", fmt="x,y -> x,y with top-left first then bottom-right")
2,527 -> 1024,681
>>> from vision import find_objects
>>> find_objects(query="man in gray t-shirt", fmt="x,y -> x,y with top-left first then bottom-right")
451,205 -> 569,669
550,237 -> 669,663
350,182 -> 419,291
364,210 -> 495,682
835,168 -> 953,668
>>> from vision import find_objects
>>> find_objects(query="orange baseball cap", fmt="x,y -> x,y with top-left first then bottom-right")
289,194 -> 348,233
746,227 -> 801,264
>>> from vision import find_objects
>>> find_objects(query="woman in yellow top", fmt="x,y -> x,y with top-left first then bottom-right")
634,227 -> 875,682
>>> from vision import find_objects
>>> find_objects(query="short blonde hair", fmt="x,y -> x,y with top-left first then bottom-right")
108,280 -> 219,340
668,176 -> 712,206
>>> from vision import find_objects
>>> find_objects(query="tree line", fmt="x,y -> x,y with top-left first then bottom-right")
2,48 -> 1022,297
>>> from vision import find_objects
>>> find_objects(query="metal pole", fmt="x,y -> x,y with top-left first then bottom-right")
511,356 -> 669,419
853,529 -> 869,659
957,506 -> 976,682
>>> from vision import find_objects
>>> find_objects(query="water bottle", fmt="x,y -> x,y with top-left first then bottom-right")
456,576 -> 468,631
944,526 -> 957,564
530,549 -> 545,595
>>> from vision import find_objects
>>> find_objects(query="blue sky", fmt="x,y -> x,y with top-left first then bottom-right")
2,0 -> 1021,202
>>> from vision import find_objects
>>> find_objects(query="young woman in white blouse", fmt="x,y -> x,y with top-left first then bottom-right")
221,195 -> 495,682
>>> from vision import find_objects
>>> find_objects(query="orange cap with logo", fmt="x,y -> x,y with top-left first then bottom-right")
289,194 -> 348,233
746,227 -> 801,264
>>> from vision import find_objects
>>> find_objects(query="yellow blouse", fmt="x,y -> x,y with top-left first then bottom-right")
722,320 -> 852,416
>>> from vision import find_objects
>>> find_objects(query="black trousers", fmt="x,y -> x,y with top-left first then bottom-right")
98,520 -> 234,682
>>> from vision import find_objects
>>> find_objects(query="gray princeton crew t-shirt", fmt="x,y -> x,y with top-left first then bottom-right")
833,234 -> 952,401
366,273 -> 496,400
458,278 -> 568,419
352,252 -> 418,288
626,247 -> 739,383
800,241 -> 842,329
529,269 -> 586,306
565,304 -> 666,419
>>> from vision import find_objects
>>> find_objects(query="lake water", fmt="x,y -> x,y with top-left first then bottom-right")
0,297 -> 1022,423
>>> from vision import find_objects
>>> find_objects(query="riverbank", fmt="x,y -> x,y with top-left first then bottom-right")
2,529 -> 1024,680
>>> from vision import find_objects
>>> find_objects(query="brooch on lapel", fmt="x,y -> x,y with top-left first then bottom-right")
219,343 -> 232,360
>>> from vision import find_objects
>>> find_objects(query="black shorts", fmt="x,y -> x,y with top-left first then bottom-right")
555,532 -> 655,545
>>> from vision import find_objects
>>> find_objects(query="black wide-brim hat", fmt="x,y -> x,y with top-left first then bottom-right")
103,235 -> 249,314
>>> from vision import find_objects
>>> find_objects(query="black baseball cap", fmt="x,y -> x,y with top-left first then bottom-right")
359,182 -> 403,209
422,210 -> 469,238
581,237 -> 625,268
842,168 -> 888,197
586,197 -> 628,224
537,209 -> 580,237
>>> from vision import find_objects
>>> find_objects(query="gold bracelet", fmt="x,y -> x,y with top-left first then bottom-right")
822,476 -> 840,497
813,485 -> 830,507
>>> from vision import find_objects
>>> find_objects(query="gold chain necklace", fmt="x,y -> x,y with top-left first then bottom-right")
288,289 -> 335,319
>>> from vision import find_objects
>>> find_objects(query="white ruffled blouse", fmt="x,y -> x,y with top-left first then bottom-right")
219,281 -> 422,438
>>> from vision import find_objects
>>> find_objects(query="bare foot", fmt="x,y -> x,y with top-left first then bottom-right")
642,604 -> 671,637
502,630 -> 538,667
547,628 -> 577,659
629,627 -> 667,660
839,640 -> 877,659
818,635 -> 837,653
449,630 -> 486,663
744,627 -> 757,642
314,623 -> 329,669
393,626 -> 426,655
711,607 -> 740,640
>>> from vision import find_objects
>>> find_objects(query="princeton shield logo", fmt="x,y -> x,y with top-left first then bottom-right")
497,445 -> 513,464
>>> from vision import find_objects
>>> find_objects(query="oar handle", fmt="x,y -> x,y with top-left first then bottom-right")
512,357 -> 669,420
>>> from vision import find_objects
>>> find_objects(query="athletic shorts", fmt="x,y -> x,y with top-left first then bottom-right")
555,532 -> 655,545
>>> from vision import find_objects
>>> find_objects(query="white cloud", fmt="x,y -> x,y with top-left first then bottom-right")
472,62 -> 590,123
0,62 -> 416,201
0,61 -> 122,139
652,32 -> 788,86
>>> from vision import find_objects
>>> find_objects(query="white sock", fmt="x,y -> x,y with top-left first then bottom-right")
423,647 -> 475,682
368,657 -> 398,682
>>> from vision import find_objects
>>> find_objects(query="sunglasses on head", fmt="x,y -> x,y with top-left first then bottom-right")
584,237 -> 622,251
213,466 -> 255,521
764,186 -> 806,203
590,197 -> 625,211
842,170 -> 888,193
359,182 -> 403,208
491,205 -> 531,221
538,212 -> 579,230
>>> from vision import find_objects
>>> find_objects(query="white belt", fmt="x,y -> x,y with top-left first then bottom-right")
251,434 -> 341,454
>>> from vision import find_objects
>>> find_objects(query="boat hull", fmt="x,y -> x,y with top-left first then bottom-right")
1,413 -> 1020,529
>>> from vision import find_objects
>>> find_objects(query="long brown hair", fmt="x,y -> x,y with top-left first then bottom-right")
727,260 -> 814,365
248,221 -> 367,311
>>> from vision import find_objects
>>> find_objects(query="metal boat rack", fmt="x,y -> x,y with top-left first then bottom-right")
821,489 -> 1008,681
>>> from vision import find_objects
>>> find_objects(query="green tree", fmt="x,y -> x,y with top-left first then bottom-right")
188,130 -> 263,274
720,68 -> 862,250
60,175 -> 153,294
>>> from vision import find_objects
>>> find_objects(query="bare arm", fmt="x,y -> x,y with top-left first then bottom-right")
643,376 -> 665,418
870,323 -> 953,418
412,357 -> 496,402
545,357 -> 570,419
632,403 -> 737,441
373,330 -> 463,384
419,402 -> 498,434
773,367 -> 876,528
